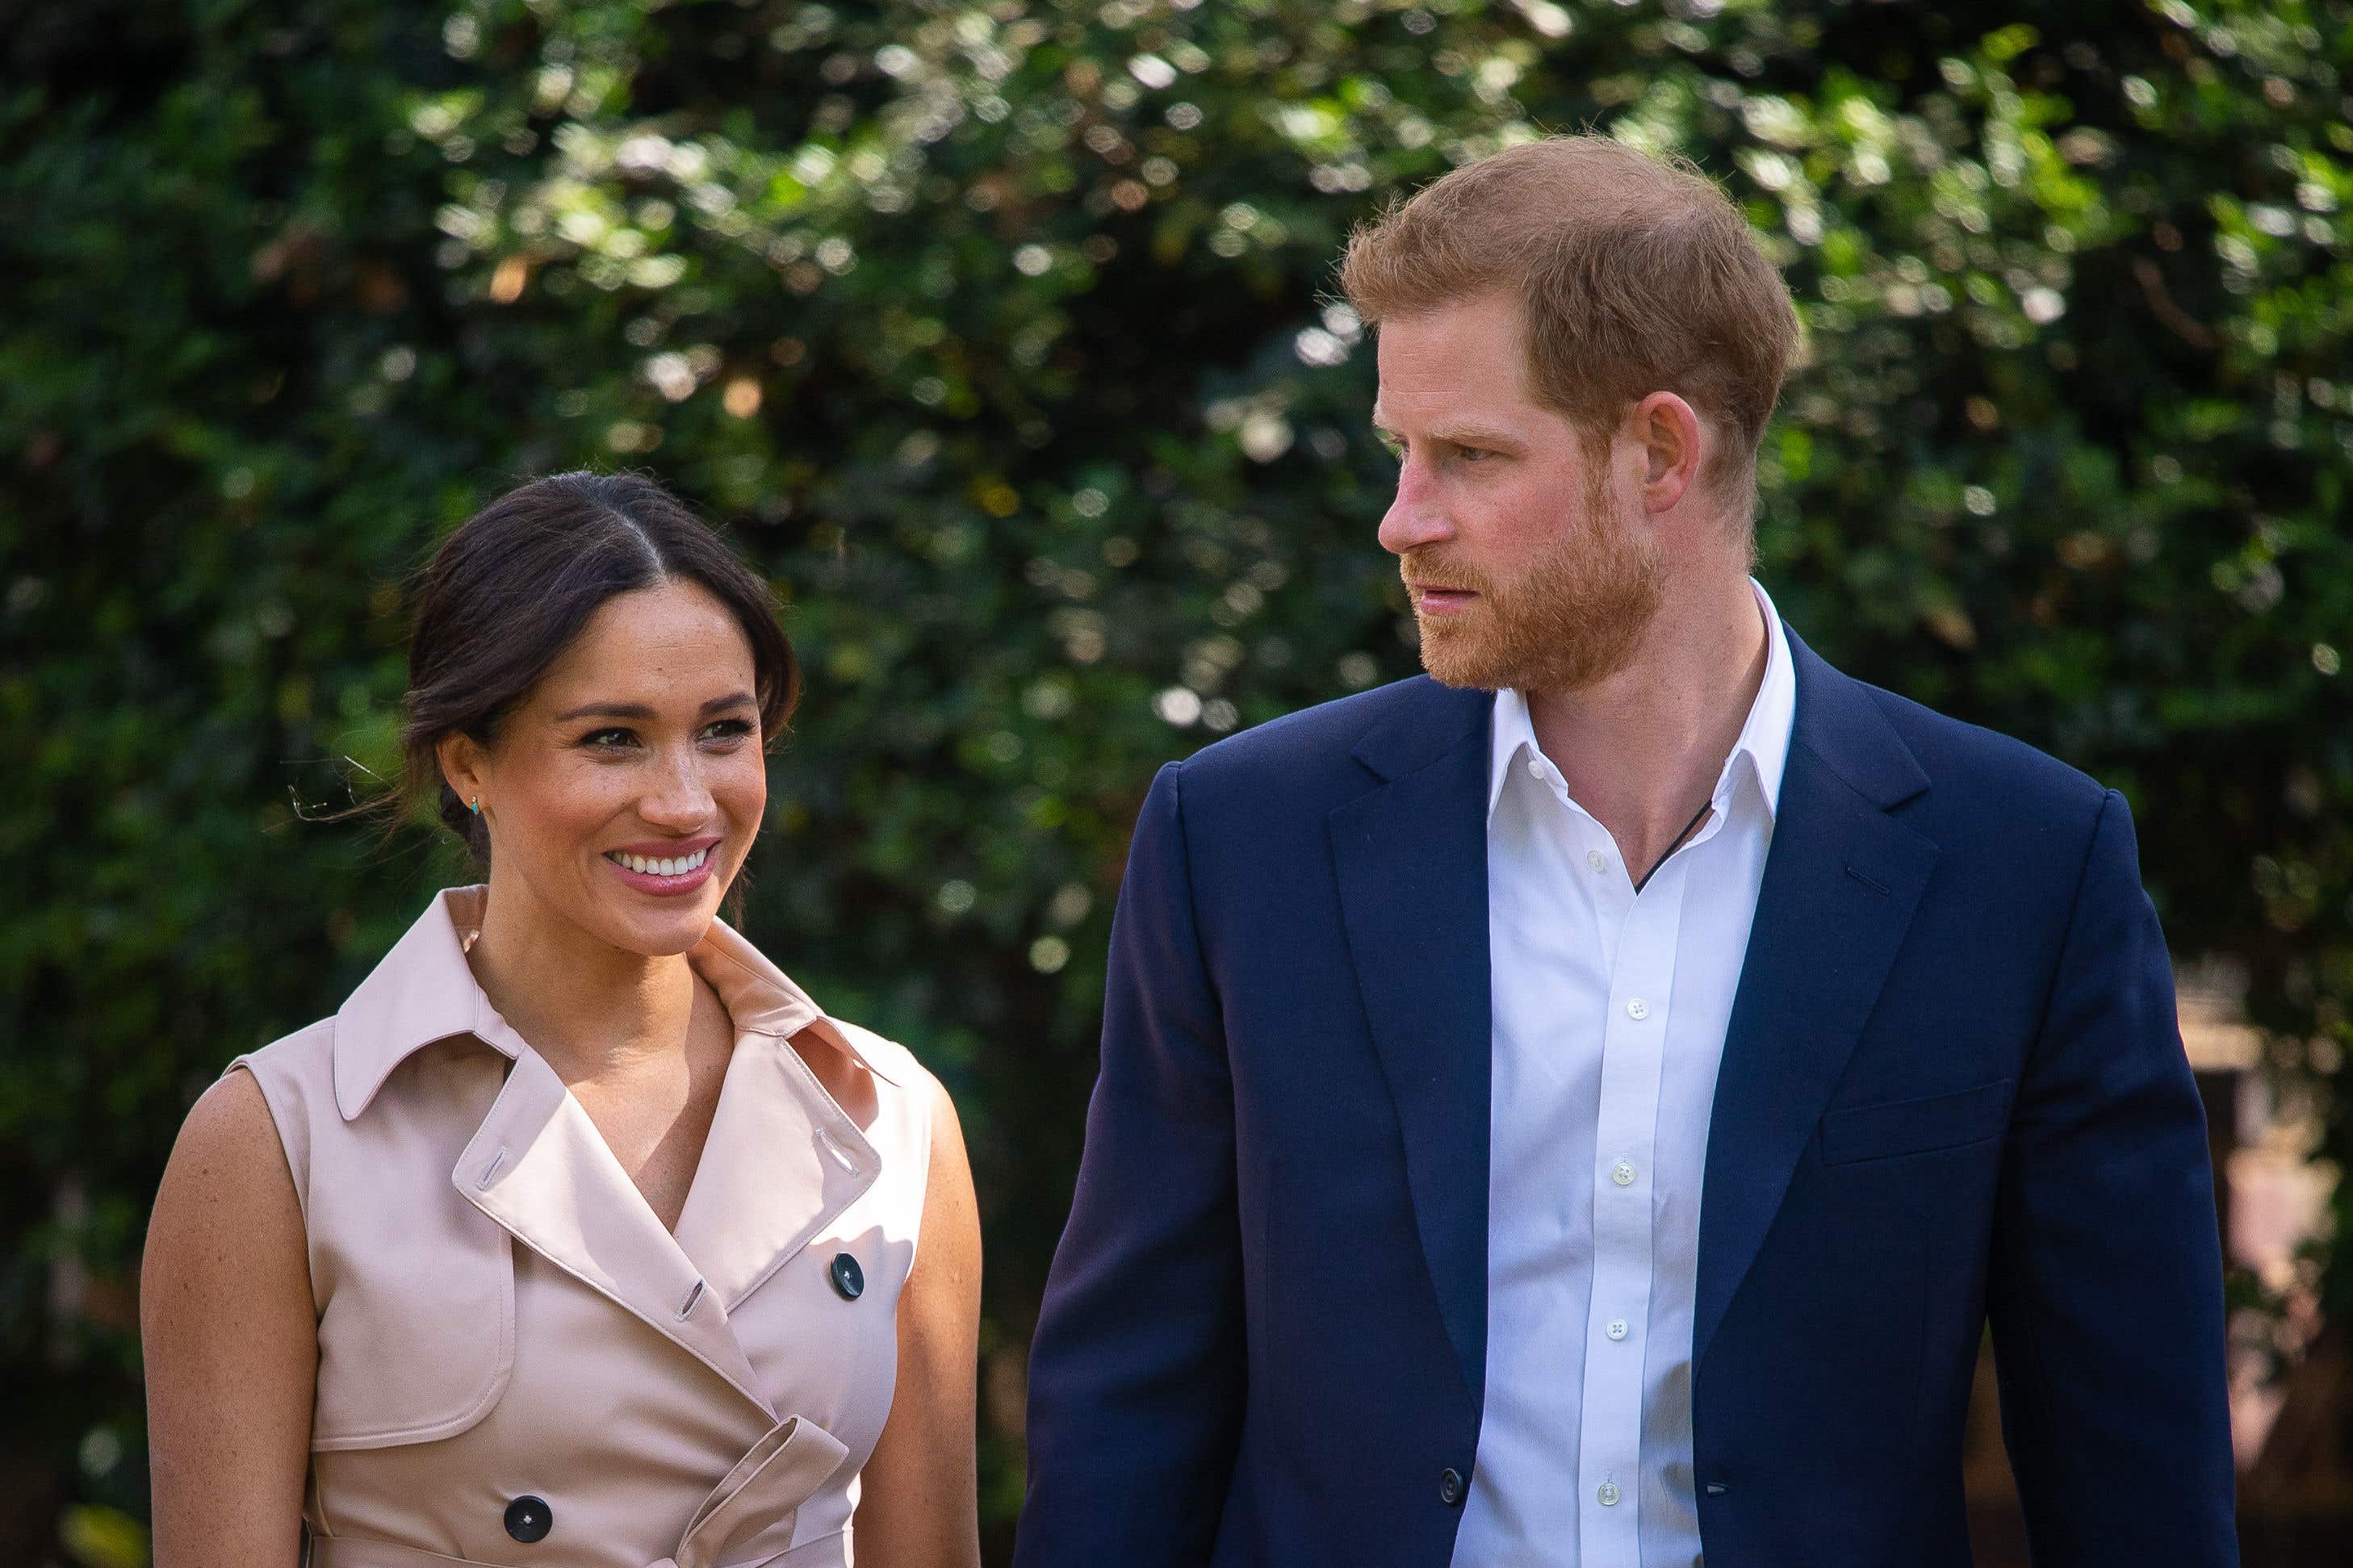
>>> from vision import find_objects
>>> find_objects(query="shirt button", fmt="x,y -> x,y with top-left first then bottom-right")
1526,757 -> 1545,780
1612,1160 -> 1636,1187
1586,850 -> 1607,872
1597,1481 -> 1622,1507
1606,1319 -> 1629,1340
1626,997 -> 1650,1021
830,1252 -> 866,1301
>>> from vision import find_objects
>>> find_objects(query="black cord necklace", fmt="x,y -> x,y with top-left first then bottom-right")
1631,794 -> 1718,895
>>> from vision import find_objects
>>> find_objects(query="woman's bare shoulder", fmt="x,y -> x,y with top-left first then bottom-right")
144,1070 -> 320,1566
173,1068 -> 291,1188
145,1067 -> 310,1302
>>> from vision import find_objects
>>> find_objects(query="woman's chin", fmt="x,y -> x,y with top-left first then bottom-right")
585,877 -> 726,955
600,909 -> 717,959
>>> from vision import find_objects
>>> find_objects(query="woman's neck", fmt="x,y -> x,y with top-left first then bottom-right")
463,875 -> 704,1082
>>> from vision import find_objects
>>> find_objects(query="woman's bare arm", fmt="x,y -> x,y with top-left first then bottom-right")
141,1069 -> 317,1568
852,1075 -> 982,1567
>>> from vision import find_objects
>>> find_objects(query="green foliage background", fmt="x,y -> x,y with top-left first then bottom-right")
4,0 -> 2350,1558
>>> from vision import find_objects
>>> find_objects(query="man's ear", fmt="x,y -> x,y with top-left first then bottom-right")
1633,391 -> 1705,513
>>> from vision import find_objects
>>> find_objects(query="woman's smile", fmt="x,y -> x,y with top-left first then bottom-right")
601,836 -> 720,895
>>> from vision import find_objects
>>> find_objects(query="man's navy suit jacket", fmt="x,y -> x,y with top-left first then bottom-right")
1015,630 -> 2237,1566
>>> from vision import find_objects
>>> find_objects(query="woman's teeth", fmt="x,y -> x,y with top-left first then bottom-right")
607,847 -> 713,876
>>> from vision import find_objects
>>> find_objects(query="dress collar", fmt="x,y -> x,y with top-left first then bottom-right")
331,884 -> 896,1123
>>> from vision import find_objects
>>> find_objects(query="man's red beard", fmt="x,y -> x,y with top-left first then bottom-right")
1403,471 -> 1664,694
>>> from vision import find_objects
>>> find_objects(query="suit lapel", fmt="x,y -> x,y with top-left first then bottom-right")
1327,680 -> 1496,1413
1694,636 -> 1937,1369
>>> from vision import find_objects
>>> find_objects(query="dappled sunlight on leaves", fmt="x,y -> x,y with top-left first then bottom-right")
6,0 -> 2353,1547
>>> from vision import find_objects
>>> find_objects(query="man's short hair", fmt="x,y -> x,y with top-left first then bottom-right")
1339,135 -> 1801,499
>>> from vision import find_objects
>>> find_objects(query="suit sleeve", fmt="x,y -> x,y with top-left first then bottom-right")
1987,788 -> 2238,1563
1014,761 -> 1245,1566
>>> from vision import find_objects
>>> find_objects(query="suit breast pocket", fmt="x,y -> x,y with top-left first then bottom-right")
1819,1078 -> 2015,1167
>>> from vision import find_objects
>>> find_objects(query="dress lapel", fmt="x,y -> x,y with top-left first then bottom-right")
1327,679 -> 1497,1414
454,1047 -> 777,1418
669,924 -> 890,1313
1694,633 -> 1938,1369
671,1020 -> 881,1314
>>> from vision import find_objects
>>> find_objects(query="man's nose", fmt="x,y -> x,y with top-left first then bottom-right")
1376,455 -> 1454,556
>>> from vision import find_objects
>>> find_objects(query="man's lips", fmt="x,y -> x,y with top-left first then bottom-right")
1408,583 -> 1480,614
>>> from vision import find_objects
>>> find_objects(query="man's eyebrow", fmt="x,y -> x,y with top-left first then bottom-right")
1371,418 -> 1524,449
1434,423 -> 1523,448
551,691 -> 757,723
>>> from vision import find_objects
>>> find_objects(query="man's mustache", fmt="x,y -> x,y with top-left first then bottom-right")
1400,554 -> 1488,596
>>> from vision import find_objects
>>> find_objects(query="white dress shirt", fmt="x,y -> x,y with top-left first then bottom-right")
1450,582 -> 1795,1568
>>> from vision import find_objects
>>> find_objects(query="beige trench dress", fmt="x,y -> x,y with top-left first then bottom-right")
232,886 -> 936,1568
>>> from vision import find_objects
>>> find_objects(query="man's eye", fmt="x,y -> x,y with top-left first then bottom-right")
1458,445 -> 1493,463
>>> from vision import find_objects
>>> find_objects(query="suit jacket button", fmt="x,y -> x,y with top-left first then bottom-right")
504,1495 -> 552,1542
1438,1468 -> 1467,1507
830,1252 -> 866,1300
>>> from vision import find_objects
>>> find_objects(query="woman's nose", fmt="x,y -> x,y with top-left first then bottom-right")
639,751 -> 715,826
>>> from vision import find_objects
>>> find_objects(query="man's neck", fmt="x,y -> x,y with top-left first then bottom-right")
1522,570 -> 1770,880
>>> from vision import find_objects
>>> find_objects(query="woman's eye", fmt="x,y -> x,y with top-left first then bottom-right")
579,719 -> 751,750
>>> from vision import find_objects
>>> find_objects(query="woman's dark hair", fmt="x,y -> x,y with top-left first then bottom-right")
398,470 -> 798,899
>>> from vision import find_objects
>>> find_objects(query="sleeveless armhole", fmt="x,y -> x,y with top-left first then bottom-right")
866,1033 -> 940,1280
228,1042 -> 320,1226
224,1020 -> 334,1322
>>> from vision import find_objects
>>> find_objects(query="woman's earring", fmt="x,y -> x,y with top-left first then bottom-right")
470,797 -> 481,815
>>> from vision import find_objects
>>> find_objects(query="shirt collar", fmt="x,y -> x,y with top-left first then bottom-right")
1487,578 -> 1797,823
330,884 -> 897,1121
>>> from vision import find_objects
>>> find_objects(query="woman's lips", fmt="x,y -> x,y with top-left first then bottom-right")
601,844 -> 718,897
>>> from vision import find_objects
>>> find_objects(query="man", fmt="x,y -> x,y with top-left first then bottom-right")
1015,137 -> 2235,1566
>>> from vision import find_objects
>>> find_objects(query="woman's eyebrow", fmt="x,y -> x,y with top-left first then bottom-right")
551,691 -> 756,723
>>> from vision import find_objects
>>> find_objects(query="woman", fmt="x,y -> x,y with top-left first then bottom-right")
141,472 -> 981,1567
